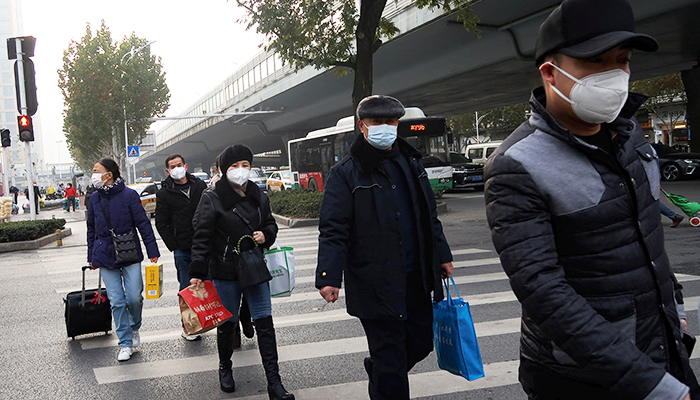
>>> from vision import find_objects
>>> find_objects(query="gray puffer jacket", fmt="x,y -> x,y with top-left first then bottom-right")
484,87 -> 694,399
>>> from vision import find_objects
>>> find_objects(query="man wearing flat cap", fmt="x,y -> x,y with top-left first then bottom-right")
315,95 -> 454,400
484,0 -> 699,399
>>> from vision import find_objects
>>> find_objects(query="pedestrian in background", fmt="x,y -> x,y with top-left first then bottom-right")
190,144 -> 294,399
155,153 -> 207,341
315,95 -> 454,400
64,182 -> 77,212
484,0 -> 699,398
87,158 -> 160,362
209,154 -> 221,187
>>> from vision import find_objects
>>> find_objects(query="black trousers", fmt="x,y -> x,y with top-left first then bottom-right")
359,274 -> 434,400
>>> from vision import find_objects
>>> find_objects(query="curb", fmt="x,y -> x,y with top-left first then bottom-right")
272,201 -> 448,229
273,214 -> 319,228
0,228 -> 72,253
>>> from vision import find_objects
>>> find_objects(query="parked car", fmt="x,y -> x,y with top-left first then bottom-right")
127,181 -> 161,218
465,141 -> 503,165
652,143 -> 700,181
266,170 -> 293,191
249,168 -> 268,190
191,172 -> 210,185
449,152 -> 484,190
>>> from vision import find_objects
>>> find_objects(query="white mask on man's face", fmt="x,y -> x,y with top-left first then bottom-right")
169,166 -> 186,180
543,62 -> 630,124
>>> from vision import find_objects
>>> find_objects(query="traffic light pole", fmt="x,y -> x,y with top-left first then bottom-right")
1,147 -> 8,197
16,38 -> 36,220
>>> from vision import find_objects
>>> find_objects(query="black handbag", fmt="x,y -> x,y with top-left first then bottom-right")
99,199 -> 139,265
232,208 -> 272,289
234,235 -> 271,289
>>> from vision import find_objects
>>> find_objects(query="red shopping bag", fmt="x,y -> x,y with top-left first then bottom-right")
178,281 -> 233,335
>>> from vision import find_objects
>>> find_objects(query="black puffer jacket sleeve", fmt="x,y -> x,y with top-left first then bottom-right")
485,152 -> 666,399
190,191 -> 217,280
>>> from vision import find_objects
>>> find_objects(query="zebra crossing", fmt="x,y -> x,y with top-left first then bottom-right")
37,222 -> 700,399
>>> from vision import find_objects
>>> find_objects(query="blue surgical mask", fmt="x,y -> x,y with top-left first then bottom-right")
365,124 -> 397,150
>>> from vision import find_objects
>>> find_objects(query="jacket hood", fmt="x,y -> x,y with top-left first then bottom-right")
214,177 -> 262,210
349,134 -> 421,173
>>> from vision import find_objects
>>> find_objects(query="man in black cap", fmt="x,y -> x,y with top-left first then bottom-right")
484,0 -> 699,399
315,95 -> 454,400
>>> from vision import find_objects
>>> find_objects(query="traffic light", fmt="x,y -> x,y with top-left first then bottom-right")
17,115 -> 34,142
0,129 -> 10,147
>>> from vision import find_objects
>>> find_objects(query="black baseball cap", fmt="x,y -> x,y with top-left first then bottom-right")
535,0 -> 658,66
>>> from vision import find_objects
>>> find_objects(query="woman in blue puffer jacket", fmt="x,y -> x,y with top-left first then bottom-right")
87,158 -> 160,362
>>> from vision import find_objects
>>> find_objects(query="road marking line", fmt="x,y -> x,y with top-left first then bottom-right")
231,360 -> 520,400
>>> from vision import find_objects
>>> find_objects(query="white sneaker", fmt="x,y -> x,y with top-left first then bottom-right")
117,347 -> 132,362
181,330 -> 202,341
132,331 -> 140,347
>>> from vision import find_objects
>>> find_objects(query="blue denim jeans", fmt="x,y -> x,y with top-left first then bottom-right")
660,202 -> 677,220
213,279 -> 271,322
173,249 -> 193,292
101,263 -> 143,348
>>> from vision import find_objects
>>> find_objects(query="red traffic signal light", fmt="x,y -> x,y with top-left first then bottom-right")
18,115 -> 34,142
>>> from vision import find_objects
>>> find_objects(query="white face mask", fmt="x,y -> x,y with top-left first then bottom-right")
91,172 -> 107,188
544,62 -> 630,124
169,166 -> 186,180
364,123 -> 398,150
227,167 -> 250,186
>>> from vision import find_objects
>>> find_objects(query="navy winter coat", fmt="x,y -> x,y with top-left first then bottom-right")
484,87 -> 695,399
87,180 -> 160,269
315,135 -> 452,321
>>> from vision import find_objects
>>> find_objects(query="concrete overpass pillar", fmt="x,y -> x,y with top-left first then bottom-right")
682,64 -> 700,153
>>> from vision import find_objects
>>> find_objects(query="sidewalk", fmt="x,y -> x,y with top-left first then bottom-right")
8,206 -> 88,247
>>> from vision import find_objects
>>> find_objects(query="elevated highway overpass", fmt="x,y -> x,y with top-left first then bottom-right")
135,0 -> 700,179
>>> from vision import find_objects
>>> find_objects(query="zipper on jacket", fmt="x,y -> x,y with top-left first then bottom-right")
223,236 -> 230,260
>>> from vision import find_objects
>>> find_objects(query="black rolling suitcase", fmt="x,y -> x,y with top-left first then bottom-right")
64,266 -> 112,339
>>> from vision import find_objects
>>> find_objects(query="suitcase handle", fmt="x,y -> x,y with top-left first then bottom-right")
81,266 -> 104,306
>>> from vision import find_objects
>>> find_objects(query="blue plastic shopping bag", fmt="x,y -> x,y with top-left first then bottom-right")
432,276 -> 485,381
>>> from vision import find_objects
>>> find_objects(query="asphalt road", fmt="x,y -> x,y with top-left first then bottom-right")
0,179 -> 699,399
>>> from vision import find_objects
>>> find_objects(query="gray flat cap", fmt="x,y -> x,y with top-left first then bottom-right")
356,95 -> 406,120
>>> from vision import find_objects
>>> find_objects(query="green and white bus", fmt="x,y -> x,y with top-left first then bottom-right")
288,107 -> 453,193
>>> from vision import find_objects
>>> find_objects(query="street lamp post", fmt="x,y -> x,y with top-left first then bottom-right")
120,40 -> 156,184
475,111 -> 493,143
55,140 -> 63,180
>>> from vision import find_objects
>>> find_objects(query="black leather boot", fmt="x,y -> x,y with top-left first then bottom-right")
255,316 -> 294,400
217,321 -> 236,393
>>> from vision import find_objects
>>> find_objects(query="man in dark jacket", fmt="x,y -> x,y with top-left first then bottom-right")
155,154 -> 207,341
315,95 -> 454,400
484,1 -> 699,399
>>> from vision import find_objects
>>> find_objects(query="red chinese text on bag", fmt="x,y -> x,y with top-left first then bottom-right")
178,281 -> 233,335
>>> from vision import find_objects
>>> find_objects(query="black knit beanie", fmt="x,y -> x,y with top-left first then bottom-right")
219,144 -> 253,172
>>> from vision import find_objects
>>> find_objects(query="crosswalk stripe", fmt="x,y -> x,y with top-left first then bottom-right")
232,360 -> 521,400
94,336 -> 370,384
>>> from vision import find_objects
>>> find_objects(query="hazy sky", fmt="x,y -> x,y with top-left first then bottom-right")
21,0 -> 266,164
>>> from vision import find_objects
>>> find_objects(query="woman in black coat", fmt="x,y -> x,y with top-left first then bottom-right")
189,144 -> 293,400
